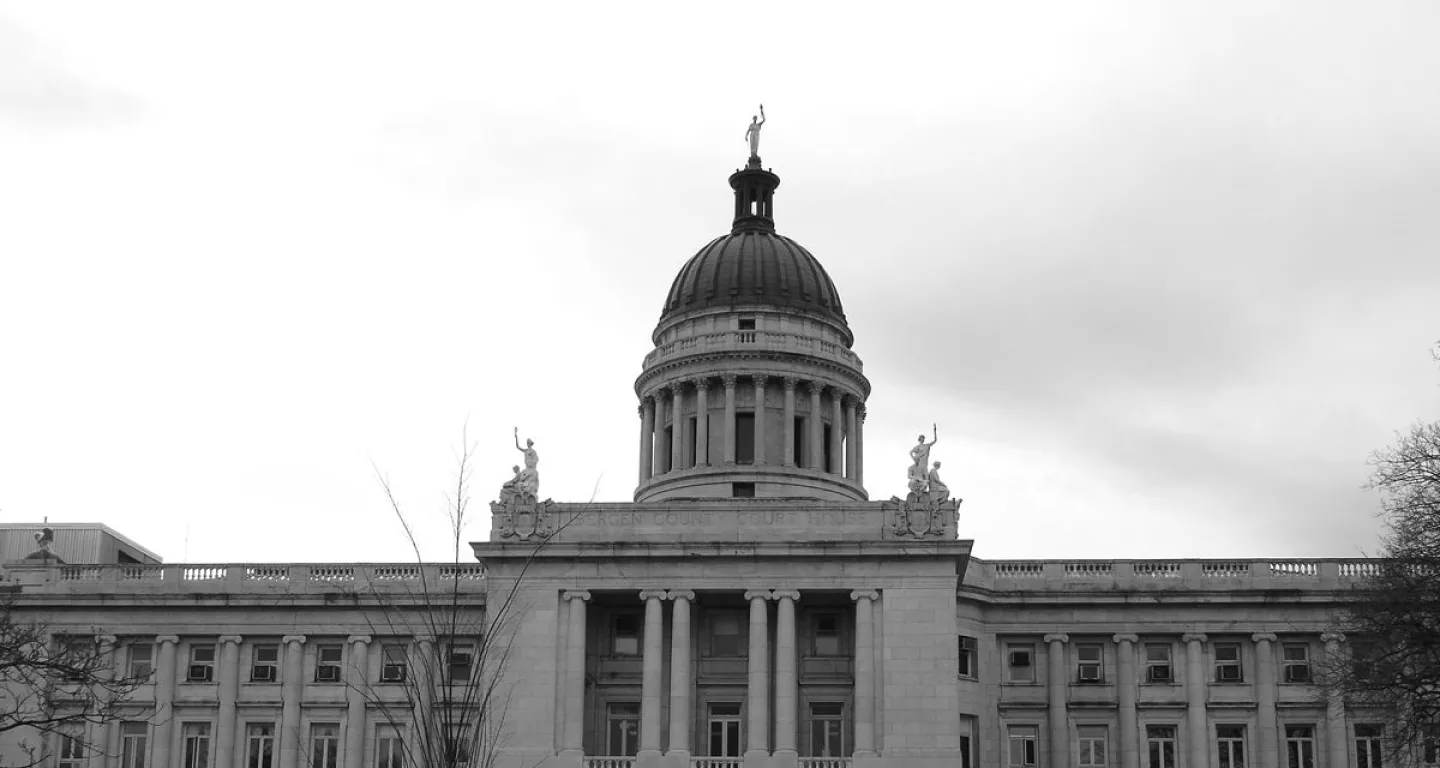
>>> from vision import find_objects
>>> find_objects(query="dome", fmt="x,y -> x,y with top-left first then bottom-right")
658,230 -> 849,332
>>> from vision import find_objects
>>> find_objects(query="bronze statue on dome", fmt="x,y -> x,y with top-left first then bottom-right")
745,104 -> 766,160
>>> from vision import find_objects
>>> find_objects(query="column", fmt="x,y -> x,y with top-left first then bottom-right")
280,635 -> 307,768
745,590 -> 773,757
753,375 -> 768,465
723,375 -> 739,464
98,636 -> 120,768
782,378 -> 797,466
806,382 -> 823,470
345,636 -> 372,768
1321,633 -> 1348,768
561,591 -> 591,756
639,399 -> 655,484
152,636 -> 180,768
416,637 -> 435,730
1113,634 -> 1140,768
1252,633 -> 1279,768
216,635 -> 244,768
694,379 -> 710,466
856,404 -> 866,486
639,590 -> 667,757
653,389 -> 669,476
1182,633 -> 1209,768
851,590 -> 878,756
773,590 -> 800,758
666,591 -> 696,757
1045,634 -> 1070,768
670,385 -> 685,471
843,396 -> 858,481
829,390 -> 843,475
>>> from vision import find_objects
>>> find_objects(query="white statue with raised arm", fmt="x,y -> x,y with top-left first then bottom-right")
745,104 -> 766,159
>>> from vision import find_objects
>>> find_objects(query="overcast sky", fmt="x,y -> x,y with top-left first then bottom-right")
2,2 -> 1437,563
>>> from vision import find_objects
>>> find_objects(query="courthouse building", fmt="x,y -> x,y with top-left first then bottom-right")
3,150 -> 1379,768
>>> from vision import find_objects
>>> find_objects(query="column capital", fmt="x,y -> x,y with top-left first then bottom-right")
721,374 -> 739,389
1251,632 -> 1278,644
563,590 -> 591,602
858,403 -> 867,420
666,590 -> 696,602
1044,633 -> 1070,644
772,589 -> 800,601
1320,631 -> 1346,646
849,589 -> 878,602
743,589 -> 774,601
639,589 -> 668,601
638,403 -> 645,417
218,635 -> 244,645
691,377 -> 710,391
156,635 -> 180,645
347,635 -> 373,646
97,634 -> 118,646
1112,633 -> 1139,644
282,635 -> 307,646
1181,633 -> 1208,644
753,374 -> 769,386
783,376 -> 799,391
842,392 -> 860,406
655,383 -> 673,397
804,380 -> 823,395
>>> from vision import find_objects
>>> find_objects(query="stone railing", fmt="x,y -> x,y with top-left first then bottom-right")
798,759 -> 852,768
584,759 -> 636,768
692,759 -> 744,768
967,558 -> 1385,592
644,330 -> 863,370
11,563 -> 486,595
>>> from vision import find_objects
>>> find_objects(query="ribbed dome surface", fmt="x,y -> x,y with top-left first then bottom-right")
659,230 -> 848,330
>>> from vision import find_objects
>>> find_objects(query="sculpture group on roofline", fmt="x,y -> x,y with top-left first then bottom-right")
499,427 -> 540,504
494,428 -> 554,541
907,424 -> 950,504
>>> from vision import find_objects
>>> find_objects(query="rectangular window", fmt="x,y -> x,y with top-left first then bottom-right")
958,635 -> 977,678
1145,644 -> 1173,683
445,724 -> 471,767
252,644 -> 279,682
708,703 -> 743,757
710,613 -> 745,657
809,703 -> 846,758
1356,724 -> 1384,768
1077,644 -> 1104,683
381,644 -> 408,682
189,644 -> 216,682
1146,725 -> 1177,768
1352,641 -> 1379,682
1078,725 -> 1108,767
1282,643 -> 1311,683
1007,643 -> 1035,683
1284,724 -> 1316,768
813,614 -> 842,656
731,482 -> 756,498
1007,725 -> 1038,767
823,423 -> 834,472
960,735 -> 973,768
688,416 -> 698,467
793,417 -> 806,466
183,723 -> 212,768
376,725 -> 404,768
607,702 -> 641,757
735,413 -> 755,464
60,637 -> 95,680
121,722 -> 149,768
57,727 -> 85,768
310,724 -> 339,768
1214,642 -> 1243,682
315,644 -> 343,683
1217,725 -> 1246,768
247,724 -> 275,768
446,642 -> 474,684
738,318 -> 756,331
128,643 -> 154,679
1423,724 -> 1440,767
612,614 -> 641,656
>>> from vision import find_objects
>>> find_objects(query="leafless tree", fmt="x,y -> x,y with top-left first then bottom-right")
1321,345 -> 1440,766
0,595 -> 149,767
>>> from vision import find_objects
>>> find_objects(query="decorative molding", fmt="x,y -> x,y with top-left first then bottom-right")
771,589 -> 801,601
1251,632 -> 1278,644
638,590 -> 668,601
753,374 -> 769,388
1112,634 -> 1139,644
849,590 -> 879,602
97,634 -> 118,646
805,380 -> 823,395
743,589 -> 774,601
1181,633 -> 1209,644
1044,633 -> 1070,644
665,590 -> 696,602
218,635 -> 244,645
721,374 -> 739,389
563,590 -> 592,602
691,377 -> 710,392
783,376 -> 799,392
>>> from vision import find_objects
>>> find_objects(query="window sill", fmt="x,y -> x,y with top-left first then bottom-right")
1001,681 -> 1041,687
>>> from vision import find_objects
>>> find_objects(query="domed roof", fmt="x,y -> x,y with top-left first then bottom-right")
659,230 -> 849,330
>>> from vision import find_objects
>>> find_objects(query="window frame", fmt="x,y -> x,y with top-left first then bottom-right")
251,643 -> 280,683
1146,724 -> 1178,768
1144,643 -> 1173,684
309,723 -> 340,768
707,702 -> 744,758
811,612 -> 843,657
445,640 -> 475,684
182,722 -> 213,768
606,702 -> 641,757
376,724 -> 405,768
610,613 -> 642,657
121,722 -> 149,768
1077,725 -> 1108,768
1355,724 -> 1385,768
1216,724 -> 1246,768
57,725 -> 86,768
1007,724 -> 1039,767
705,611 -> 746,658
246,722 -> 276,768
188,643 -> 217,683
1282,642 -> 1311,683
1006,643 -> 1036,684
807,702 -> 847,758
128,642 -> 154,680
1213,641 -> 1243,683
958,635 -> 977,678
1077,643 -> 1105,684
1284,724 -> 1316,768
381,644 -> 408,683
315,644 -> 344,683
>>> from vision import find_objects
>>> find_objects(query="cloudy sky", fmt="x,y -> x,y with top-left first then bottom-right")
2,2 -> 1436,563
